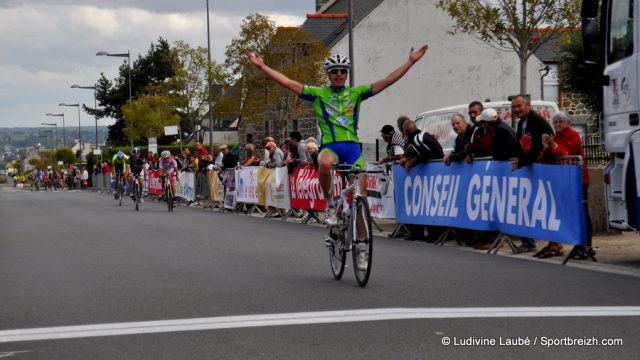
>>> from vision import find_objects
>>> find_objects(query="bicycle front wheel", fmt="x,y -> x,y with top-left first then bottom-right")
167,184 -> 174,212
328,226 -> 346,280
135,182 -> 140,211
352,197 -> 373,287
118,180 -> 123,207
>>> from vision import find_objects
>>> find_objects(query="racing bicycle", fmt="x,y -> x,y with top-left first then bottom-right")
325,164 -> 383,287
160,174 -> 174,212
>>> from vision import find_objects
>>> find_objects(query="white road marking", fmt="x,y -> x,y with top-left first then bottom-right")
1,306 -> 640,343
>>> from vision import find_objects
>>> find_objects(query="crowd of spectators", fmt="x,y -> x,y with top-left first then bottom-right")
378,94 -> 593,258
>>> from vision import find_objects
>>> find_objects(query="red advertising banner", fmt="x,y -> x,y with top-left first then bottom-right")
148,170 -> 162,195
289,166 -> 341,211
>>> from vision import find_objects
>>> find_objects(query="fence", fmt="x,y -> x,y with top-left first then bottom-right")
583,133 -> 612,167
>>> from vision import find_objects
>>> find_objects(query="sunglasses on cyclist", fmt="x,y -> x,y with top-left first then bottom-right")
329,68 -> 348,75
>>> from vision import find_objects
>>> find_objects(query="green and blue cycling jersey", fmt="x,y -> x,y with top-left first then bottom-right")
300,84 -> 374,168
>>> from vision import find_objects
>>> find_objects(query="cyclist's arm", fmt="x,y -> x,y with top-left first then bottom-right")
371,45 -> 428,95
246,51 -> 303,96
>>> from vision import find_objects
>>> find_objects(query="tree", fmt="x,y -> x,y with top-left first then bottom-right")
121,93 -> 181,141
86,38 -> 177,146
225,14 -> 328,141
435,0 -> 580,94
55,148 -> 77,165
560,30 -> 603,113
171,41 -> 227,140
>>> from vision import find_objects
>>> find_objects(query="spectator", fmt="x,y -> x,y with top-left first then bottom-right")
241,143 -> 262,167
306,137 -> 318,147
263,141 -> 284,168
147,151 -> 157,170
220,144 -> 237,171
93,164 -> 102,176
306,142 -> 319,168
280,140 -> 290,161
181,148 -> 192,170
401,120 -> 446,242
80,166 -> 89,188
397,115 -> 410,138
262,136 -> 275,161
464,101 -> 491,162
194,141 -> 209,156
198,152 -> 209,173
289,131 -> 310,167
378,124 -> 405,164
444,113 -> 472,165
463,108 -> 519,250
511,94 -> 554,253
213,145 -> 224,168
536,111 -> 594,259
205,154 -> 217,171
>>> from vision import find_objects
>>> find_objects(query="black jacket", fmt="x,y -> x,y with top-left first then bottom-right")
516,110 -> 553,167
406,130 -> 444,162
449,125 -> 473,162
490,121 -> 520,161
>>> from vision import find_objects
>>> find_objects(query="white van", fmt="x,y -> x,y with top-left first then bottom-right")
414,100 -> 560,152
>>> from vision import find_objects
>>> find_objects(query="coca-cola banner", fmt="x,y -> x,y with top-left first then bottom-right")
289,166 -> 341,211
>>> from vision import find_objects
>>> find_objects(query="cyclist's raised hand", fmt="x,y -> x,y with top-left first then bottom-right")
246,51 -> 264,69
409,45 -> 428,64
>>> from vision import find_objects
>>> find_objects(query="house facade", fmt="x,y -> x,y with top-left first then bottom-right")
301,0 -> 545,144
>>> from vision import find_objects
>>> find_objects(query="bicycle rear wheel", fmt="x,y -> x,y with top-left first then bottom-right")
135,181 -> 140,211
328,226 -> 346,280
118,178 -> 124,206
352,197 -> 373,287
166,183 -> 174,212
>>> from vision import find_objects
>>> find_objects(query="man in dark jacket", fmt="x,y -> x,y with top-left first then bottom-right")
401,120 -> 446,242
511,94 -> 554,253
444,113 -> 472,164
478,108 -> 519,161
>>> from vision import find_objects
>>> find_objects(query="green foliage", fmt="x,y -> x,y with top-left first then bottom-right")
560,31 -> 603,113
225,14 -> 329,140
55,148 -> 77,165
435,0 -> 581,93
122,93 -> 181,141
88,38 -> 178,146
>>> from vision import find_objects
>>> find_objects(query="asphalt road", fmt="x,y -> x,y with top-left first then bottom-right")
1,188 -> 639,359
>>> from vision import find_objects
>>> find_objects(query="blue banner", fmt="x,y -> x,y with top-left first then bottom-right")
393,161 -> 586,245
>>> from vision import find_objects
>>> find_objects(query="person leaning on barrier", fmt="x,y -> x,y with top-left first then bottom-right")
464,108 -> 519,250
378,124 -> 405,164
241,143 -> 262,167
263,141 -> 284,168
401,120 -> 446,242
289,131 -> 310,167
444,113 -> 472,165
220,144 -> 236,171
306,141 -> 320,168
511,94 -> 554,253
535,111 -> 594,259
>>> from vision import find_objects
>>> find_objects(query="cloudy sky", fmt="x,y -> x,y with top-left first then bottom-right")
0,0 -> 313,128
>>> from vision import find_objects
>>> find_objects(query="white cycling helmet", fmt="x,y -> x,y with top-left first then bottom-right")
324,54 -> 351,70
161,150 -> 171,158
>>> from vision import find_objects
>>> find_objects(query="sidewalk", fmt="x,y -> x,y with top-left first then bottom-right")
367,218 -> 640,277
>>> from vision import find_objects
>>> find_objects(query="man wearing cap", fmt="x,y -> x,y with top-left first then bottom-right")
220,144 -> 236,171
378,124 -> 405,164
263,141 -> 285,168
477,108 -> 519,161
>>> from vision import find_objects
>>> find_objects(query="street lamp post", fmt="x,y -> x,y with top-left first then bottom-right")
71,85 -> 98,151
59,103 -> 82,160
46,113 -> 65,148
97,50 -> 133,148
206,0 -> 214,153
41,122 -> 58,150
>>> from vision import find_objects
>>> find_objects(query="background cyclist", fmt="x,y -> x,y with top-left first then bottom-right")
127,147 -> 148,202
158,150 -> 179,199
111,151 -> 129,199
246,46 -> 429,225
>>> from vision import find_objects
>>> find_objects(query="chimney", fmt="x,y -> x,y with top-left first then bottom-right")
316,0 -> 330,12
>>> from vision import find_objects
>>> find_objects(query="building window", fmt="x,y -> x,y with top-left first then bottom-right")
264,120 -> 270,135
543,64 -> 559,103
292,119 -> 299,131
246,133 -> 253,145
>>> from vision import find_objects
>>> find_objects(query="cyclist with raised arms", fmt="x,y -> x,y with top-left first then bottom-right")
158,150 -> 180,200
111,151 -> 129,199
246,46 -> 429,225
127,147 -> 148,202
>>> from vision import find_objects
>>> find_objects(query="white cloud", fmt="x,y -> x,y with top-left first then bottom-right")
0,2 -> 306,128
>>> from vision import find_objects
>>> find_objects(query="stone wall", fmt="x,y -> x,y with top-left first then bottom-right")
561,91 -> 598,130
